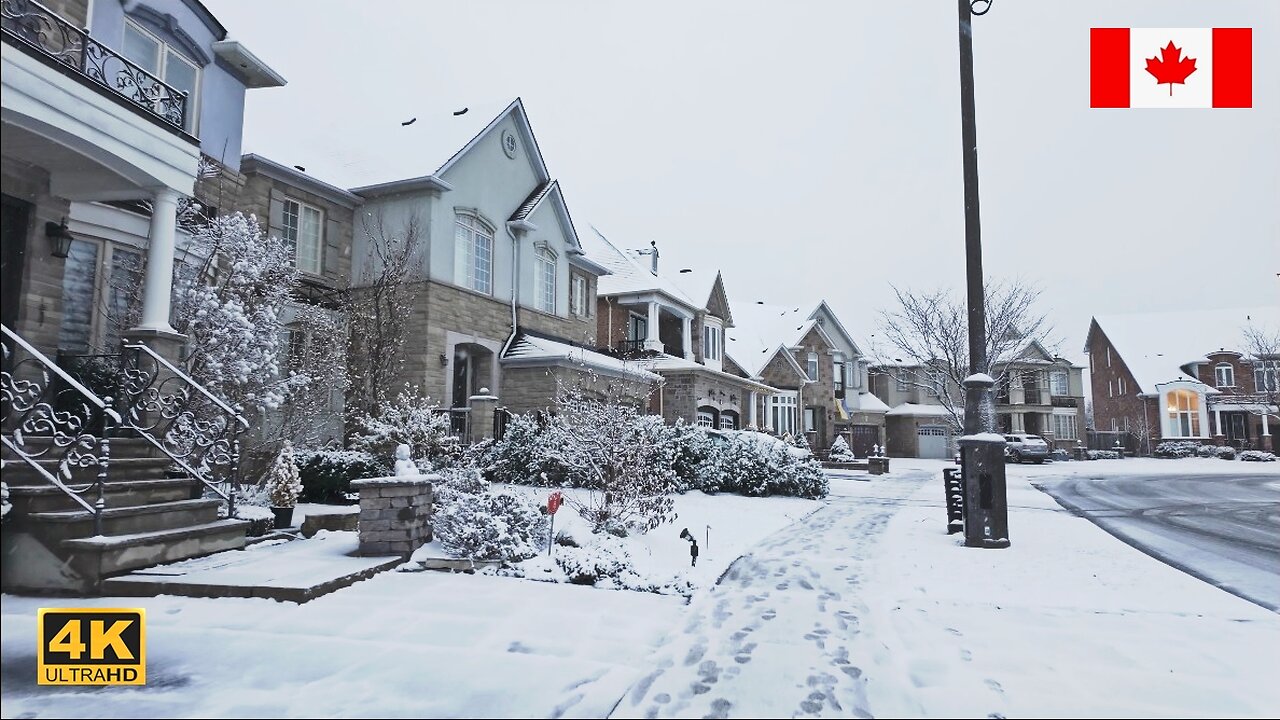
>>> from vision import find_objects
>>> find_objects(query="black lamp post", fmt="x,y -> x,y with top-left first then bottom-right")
955,0 -> 1010,548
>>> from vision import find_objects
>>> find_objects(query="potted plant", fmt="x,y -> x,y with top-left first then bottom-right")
266,441 -> 304,529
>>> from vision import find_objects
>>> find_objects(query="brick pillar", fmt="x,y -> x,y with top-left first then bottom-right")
351,474 -> 436,557
469,390 -> 498,443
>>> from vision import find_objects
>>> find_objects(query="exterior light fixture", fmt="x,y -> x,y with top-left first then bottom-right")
45,219 -> 74,258
439,353 -> 449,367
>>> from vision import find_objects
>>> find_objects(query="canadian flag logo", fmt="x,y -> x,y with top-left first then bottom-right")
1091,28 -> 1251,108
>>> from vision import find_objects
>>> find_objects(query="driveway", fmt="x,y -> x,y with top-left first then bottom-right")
1035,473 -> 1280,611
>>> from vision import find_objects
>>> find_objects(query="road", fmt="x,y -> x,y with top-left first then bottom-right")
1036,473 -> 1280,611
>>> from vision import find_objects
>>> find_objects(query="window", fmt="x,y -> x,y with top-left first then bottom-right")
627,313 -> 647,343
806,352 -> 819,381
1106,347 -> 1111,367
1050,370 -> 1069,396
1257,360 -> 1280,392
697,410 -> 715,428
1119,377 -> 1126,395
1214,363 -> 1234,388
282,199 -> 323,274
768,393 -> 798,436
534,247 -> 556,313
122,20 -> 200,133
719,411 -> 739,431
703,324 -> 721,361
833,354 -> 845,394
1165,389 -> 1202,437
283,323 -> 307,375
570,274 -> 589,317
1053,413 -> 1078,440
454,214 -> 494,294
804,407 -> 817,432
1108,380 -> 1114,398
896,372 -> 910,392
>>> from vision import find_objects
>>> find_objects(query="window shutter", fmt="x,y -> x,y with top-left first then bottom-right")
453,221 -> 468,287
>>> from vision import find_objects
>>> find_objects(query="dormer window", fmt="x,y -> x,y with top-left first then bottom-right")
703,322 -> 721,361
122,20 -> 201,133
1214,363 -> 1234,388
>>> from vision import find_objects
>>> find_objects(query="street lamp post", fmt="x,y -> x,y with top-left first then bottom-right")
955,0 -> 1010,548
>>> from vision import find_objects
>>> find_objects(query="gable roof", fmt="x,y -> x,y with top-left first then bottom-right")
1088,306 -> 1280,395
503,332 -> 661,383
725,302 -> 824,378
580,229 -> 700,311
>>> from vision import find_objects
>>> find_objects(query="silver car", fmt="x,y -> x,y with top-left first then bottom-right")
1004,434 -> 1050,464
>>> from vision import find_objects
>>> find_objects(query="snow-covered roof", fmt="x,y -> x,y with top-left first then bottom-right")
845,393 -> 890,413
885,403 -> 954,417
1090,306 -> 1280,395
724,302 -> 821,377
579,229 -> 700,310
503,334 -> 661,382
669,267 -> 721,311
633,353 -> 778,392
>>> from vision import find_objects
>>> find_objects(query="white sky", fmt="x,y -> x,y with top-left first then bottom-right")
207,0 -> 1279,362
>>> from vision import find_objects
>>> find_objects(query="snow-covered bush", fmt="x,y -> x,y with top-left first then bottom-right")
1240,450 -> 1277,462
785,432 -> 811,451
718,433 -> 828,498
1,480 -> 10,522
553,540 -> 632,585
348,387 -> 460,471
1154,440 -> 1201,458
540,379 -> 678,533
667,421 -> 723,492
828,436 -> 857,462
482,414 -> 570,486
295,448 -> 386,503
433,467 -> 548,562
1086,449 -> 1121,460
265,442 -> 304,508
1194,444 -> 1236,460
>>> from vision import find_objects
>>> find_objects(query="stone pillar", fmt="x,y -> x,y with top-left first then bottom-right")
351,474 -> 436,557
644,301 -> 663,351
469,390 -> 498,443
682,316 -> 693,359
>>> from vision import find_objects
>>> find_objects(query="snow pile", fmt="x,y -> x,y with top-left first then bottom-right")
1195,444 -> 1236,460
1086,449 -> 1121,460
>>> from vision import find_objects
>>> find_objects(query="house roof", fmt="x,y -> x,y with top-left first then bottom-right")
724,302 -> 826,378
502,333 -> 661,383
1089,306 -> 1280,395
580,229 -> 700,310
844,393 -> 890,413
633,353 -> 779,393
885,403 -> 955,417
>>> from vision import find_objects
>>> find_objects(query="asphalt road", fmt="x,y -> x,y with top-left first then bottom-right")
1038,473 -> 1280,612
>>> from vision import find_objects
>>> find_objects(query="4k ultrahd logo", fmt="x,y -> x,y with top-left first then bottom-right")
38,608 -> 146,686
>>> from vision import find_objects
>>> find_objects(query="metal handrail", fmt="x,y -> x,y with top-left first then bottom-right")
3,325 -> 120,422
124,341 -> 249,428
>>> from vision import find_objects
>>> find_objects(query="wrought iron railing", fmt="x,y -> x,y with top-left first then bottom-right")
1,0 -> 188,131
1,324 -> 118,536
118,341 -> 249,517
435,407 -> 469,438
493,407 -> 512,441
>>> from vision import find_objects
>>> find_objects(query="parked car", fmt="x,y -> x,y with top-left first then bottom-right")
1003,434 -> 1050,463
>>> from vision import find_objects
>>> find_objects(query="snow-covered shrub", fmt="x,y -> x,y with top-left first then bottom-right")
0,480 -> 10,522
348,387 -> 460,470
1240,450 -> 1277,462
667,421 -> 723,492
433,467 -> 549,562
785,432 -> 811,451
1194,444 -> 1237,460
482,414 -> 570,486
540,379 -> 679,533
1154,440 -> 1201,458
265,442 -> 304,508
828,436 -> 857,462
553,540 -> 632,585
1086,449 -> 1120,460
719,433 -> 829,498
295,449 -> 386,503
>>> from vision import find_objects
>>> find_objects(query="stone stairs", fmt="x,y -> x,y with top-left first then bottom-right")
1,437 -> 248,593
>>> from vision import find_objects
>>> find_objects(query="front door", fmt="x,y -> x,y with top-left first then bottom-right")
850,424 -> 878,457
1227,413 -> 1248,446
452,346 -> 472,408
1,194 -> 30,333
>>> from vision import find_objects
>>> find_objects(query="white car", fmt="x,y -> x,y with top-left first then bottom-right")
1004,434 -> 1050,464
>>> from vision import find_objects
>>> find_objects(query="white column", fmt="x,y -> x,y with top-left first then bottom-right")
682,316 -> 693,359
747,390 -> 757,428
644,301 -> 662,351
1263,412 -> 1271,437
136,188 -> 181,333
1214,408 -> 1224,436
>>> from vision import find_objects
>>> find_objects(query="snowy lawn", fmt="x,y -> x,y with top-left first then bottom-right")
857,467 -> 1280,718
1,491 -> 820,719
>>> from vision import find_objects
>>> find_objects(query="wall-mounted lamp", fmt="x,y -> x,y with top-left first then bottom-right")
45,219 -> 74,258
439,353 -> 449,367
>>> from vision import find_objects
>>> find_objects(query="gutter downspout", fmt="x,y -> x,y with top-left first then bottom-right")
500,219 -> 537,359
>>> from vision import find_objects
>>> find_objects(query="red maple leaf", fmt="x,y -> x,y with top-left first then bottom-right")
1145,41 -> 1197,96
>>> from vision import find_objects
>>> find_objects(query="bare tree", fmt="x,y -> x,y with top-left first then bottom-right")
875,279 -> 1058,432
343,209 -> 423,420
1242,321 -> 1280,423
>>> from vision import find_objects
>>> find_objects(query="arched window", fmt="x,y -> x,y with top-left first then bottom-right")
534,246 -> 556,313
719,410 -> 739,431
697,406 -> 719,428
1165,389 -> 1201,437
1214,363 -> 1234,388
454,213 -> 494,294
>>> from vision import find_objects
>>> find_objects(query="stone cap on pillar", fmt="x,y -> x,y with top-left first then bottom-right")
956,432 -> 1007,445
350,473 -> 440,489
962,373 -> 995,389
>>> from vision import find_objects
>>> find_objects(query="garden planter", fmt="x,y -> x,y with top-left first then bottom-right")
271,506 -> 295,529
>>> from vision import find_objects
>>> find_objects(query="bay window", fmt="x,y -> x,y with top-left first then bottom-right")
1165,389 -> 1202,437
570,274 -> 589,317
703,323 -> 721,361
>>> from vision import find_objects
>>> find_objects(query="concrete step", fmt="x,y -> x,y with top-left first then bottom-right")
5,478 -> 201,514
1,436 -> 158,459
24,498 -> 223,540
63,519 -> 250,581
1,456 -> 183,486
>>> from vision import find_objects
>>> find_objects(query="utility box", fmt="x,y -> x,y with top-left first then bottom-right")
956,434 -> 1010,549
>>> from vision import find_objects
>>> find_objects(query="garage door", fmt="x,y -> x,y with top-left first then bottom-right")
850,425 -> 878,457
917,425 -> 949,459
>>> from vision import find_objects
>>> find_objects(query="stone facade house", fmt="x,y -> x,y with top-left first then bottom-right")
726,302 -> 886,455
345,100 -> 659,423
1086,308 -> 1279,453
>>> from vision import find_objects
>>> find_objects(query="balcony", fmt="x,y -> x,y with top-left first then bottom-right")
2,0 -> 190,135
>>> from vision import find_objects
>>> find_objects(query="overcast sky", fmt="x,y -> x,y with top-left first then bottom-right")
207,0 -> 1278,362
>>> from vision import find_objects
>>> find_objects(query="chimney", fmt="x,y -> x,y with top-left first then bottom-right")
649,240 -> 659,275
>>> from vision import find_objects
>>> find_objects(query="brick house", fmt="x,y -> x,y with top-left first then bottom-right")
585,231 -> 778,430
1086,308 -> 1279,453
346,100 -> 659,421
726,302 -> 886,455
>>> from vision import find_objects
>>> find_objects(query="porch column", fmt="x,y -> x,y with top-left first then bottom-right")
747,390 -> 757,428
1263,412 -> 1271,437
644,301 -> 662,351
681,316 -> 693,359
136,188 -> 181,334
1213,408 -> 1224,436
